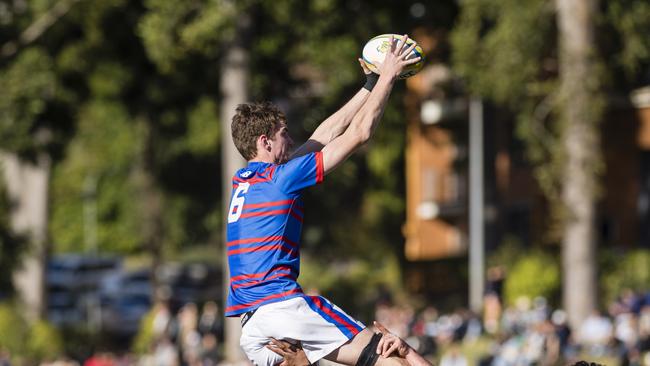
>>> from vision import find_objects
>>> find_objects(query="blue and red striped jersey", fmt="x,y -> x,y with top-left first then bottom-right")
225,152 -> 324,316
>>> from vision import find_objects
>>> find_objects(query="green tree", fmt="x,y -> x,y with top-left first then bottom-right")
0,302 -> 63,362
0,169 -> 26,297
46,0 -> 225,259
452,0 -> 650,327
503,250 -> 560,305
0,0 -> 77,320
3,0 -> 460,354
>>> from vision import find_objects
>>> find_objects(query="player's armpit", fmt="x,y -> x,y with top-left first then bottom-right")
290,139 -> 325,160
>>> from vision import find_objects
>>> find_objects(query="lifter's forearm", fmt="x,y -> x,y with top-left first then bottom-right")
346,73 -> 396,143
406,350 -> 433,366
311,87 -> 370,144
319,73 -> 397,174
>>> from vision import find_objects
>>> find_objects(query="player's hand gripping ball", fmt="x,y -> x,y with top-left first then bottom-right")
362,34 -> 425,79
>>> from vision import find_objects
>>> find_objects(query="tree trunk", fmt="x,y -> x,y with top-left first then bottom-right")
220,14 -> 250,364
1,151 -> 50,321
556,0 -> 599,331
134,117 -> 165,303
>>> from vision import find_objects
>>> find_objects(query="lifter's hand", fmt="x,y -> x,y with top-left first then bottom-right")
376,34 -> 421,80
374,321 -> 411,358
358,58 -> 373,75
266,338 -> 310,366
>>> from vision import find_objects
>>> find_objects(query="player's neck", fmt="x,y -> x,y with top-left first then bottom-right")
249,150 -> 275,164
248,158 -> 274,164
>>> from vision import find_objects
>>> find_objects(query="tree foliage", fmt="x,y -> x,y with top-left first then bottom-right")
1,0 -> 460,314
503,250 -> 560,305
0,179 -> 25,297
0,302 -> 63,361
451,0 -> 650,239
452,0 -> 567,228
601,249 -> 650,305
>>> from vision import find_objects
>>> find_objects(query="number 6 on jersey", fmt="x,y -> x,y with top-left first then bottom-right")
228,182 -> 250,223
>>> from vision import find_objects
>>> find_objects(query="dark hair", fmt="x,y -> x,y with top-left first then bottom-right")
571,361 -> 604,366
231,102 -> 286,160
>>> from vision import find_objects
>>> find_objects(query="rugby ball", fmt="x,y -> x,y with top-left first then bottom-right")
362,34 -> 425,79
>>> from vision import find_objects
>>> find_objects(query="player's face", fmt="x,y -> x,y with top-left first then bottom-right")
270,124 -> 294,164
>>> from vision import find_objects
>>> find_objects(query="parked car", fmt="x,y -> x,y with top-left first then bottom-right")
47,254 -> 122,291
46,254 -> 122,327
157,262 -> 222,310
47,284 -> 83,326
98,262 -> 222,335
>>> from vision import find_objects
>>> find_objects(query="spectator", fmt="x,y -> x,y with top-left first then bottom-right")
614,312 -> 638,347
152,338 -> 179,366
199,334 -> 220,366
83,352 -> 115,366
551,309 -> 572,358
151,301 -> 173,340
177,303 -> 201,364
484,266 -> 505,335
579,310 -> 614,357
198,301 -> 222,340
638,305 -> 650,352
439,345 -> 467,366
0,349 -> 10,366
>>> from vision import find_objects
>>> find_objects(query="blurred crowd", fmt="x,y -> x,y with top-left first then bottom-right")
137,301 -> 223,366
375,287 -> 650,366
35,301 -> 224,366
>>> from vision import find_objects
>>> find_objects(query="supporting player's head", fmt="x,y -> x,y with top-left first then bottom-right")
232,102 -> 293,163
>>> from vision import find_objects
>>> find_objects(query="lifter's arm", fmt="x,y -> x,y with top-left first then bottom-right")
321,35 -> 419,174
266,321 -> 433,366
290,60 -> 375,159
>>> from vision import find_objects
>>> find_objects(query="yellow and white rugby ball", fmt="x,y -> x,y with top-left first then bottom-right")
362,34 -> 425,79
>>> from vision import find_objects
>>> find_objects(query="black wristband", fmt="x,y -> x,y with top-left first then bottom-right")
363,72 -> 379,91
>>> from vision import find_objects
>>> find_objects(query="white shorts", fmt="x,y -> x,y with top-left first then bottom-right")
240,295 -> 366,366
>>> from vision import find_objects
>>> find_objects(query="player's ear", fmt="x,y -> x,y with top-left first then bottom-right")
259,134 -> 272,151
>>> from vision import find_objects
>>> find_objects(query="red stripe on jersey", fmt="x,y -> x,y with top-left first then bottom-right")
315,151 -> 324,183
293,204 -> 304,214
262,165 -> 276,178
233,177 -> 272,184
283,236 -> 299,247
230,265 -> 293,282
231,271 -> 295,289
239,209 -> 303,223
227,235 -> 283,247
227,243 -> 297,256
240,209 -> 290,219
227,236 -> 297,248
289,210 -> 303,223
225,288 -> 303,313
243,199 -> 293,209
311,296 -> 360,336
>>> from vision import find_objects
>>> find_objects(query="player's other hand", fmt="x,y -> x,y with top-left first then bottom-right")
358,58 -> 373,75
266,338 -> 310,366
377,34 -> 421,79
373,321 -> 411,358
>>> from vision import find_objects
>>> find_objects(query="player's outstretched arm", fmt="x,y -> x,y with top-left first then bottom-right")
290,60 -> 375,159
321,34 -> 420,175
